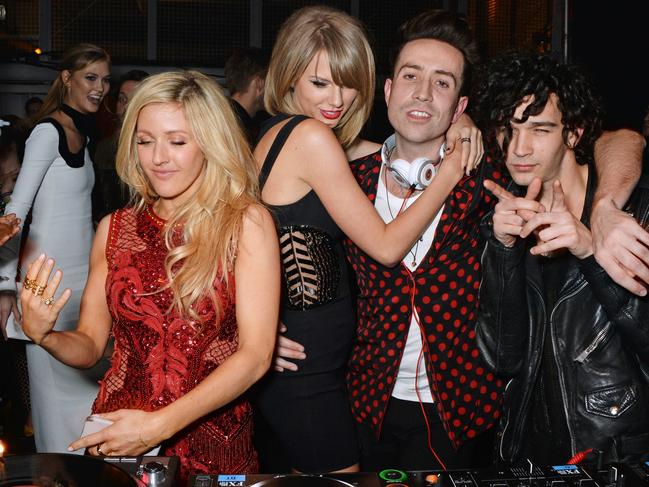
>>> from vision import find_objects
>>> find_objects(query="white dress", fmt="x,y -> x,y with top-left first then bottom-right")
0,120 -> 108,453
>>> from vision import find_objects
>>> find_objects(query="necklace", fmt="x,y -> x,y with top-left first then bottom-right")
384,166 -> 423,267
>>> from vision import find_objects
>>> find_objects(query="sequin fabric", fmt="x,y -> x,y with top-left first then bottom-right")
92,206 -> 257,481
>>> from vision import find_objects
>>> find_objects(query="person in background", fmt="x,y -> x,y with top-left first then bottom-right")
19,70 -> 280,483
0,115 -> 27,214
93,69 -> 149,220
476,50 -> 649,464
0,43 -> 111,453
24,97 -> 43,121
225,47 -> 270,144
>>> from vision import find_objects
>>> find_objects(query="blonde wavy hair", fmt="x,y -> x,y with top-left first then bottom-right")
116,70 -> 259,322
264,5 -> 375,148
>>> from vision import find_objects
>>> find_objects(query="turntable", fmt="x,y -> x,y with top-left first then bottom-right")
0,453 -> 179,487
188,472 -> 382,487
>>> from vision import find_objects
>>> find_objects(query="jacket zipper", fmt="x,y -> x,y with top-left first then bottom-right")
575,322 -> 611,363
549,280 -> 588,455
499,378 -> 514,461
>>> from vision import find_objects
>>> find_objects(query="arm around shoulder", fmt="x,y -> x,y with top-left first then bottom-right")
298,120 -> 461,266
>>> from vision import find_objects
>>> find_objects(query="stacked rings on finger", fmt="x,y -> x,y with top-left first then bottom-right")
33,285 -> 46,296
460,137 -> 471,143
23,277 -> 37,291
41,296 -> 54,306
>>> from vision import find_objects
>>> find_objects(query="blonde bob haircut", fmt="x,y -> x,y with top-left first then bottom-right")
264,5 -> 375,148
117,70 -> 259,323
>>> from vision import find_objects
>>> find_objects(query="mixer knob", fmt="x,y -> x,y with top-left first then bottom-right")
142,460 -> 166,486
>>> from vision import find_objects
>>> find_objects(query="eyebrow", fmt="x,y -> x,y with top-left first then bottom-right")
85,72 -> 110,78
397,63 -> 458,85
136,130 -> 189,136
513,119 -> 559,128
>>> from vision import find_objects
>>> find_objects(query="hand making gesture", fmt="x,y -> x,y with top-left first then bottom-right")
520,180 -> 593,259
483,177 -> 544,247
19,254 -> 71,345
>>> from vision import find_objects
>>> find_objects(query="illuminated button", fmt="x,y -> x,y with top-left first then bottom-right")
379,469 -> 408,483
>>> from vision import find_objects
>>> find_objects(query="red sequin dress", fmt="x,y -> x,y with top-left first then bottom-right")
92,206 -> 258,481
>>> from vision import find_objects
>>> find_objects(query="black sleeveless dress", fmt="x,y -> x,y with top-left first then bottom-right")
255,114 -> 358,471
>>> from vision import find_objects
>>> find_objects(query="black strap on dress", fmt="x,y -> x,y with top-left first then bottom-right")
258,115 -> 308,189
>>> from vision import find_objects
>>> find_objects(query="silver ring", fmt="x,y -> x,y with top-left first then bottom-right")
97,444 -> 103,455
460,137 -> 471,143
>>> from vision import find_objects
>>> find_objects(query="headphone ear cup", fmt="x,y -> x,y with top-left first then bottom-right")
410,157 -> 435,188
388,159 -> 413,189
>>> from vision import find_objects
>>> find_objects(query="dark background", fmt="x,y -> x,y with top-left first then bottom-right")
570,0 -> 649,131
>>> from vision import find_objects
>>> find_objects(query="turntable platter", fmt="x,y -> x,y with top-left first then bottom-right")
0,453 -> 140,487
249,475 -> 356,487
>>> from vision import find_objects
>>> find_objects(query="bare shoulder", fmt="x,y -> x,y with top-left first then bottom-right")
345,138 -> 381,161
95,214 -> 112,246
254,117 -> 338,164
289,118 -> 340,149
241,204 -> 276,239
243,203 -> 273,225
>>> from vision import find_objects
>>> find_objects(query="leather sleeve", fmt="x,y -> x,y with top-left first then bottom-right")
578,254 -> 649,362
476,215 -> 530,377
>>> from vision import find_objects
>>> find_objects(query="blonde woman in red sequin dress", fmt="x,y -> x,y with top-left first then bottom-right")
17,70 -> 281,480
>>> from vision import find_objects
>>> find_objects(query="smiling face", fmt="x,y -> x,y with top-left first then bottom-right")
291,50 -> 358,128
505,94 -> 580,187
135,102 -> 206,210
385,38 -> 467,158
63,60 -> 111,114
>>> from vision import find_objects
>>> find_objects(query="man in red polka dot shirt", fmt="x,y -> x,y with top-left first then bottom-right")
341,10 -> 507,471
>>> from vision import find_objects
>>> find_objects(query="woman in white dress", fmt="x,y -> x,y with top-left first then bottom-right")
0,44 -> 111,453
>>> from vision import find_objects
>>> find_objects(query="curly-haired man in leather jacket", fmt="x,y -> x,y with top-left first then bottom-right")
475,50 -> 649,465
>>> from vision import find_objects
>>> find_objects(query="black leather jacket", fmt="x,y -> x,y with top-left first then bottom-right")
477,167 -> 649,463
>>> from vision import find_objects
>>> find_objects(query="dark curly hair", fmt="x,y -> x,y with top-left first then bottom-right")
472,49 -> 604,164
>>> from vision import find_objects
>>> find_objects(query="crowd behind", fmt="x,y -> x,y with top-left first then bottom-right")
1,5 -> 649,483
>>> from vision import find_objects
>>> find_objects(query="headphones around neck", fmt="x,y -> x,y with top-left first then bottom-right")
386,142 -> 446,190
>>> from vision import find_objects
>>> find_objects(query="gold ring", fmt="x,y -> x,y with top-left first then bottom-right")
41,296 -> 54,306
460,137 -> 471,143
23,277 -> 37,291
97,444 -> 103,455
32,284 -> 46,296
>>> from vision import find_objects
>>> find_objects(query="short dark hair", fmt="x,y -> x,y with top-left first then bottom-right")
24,97 -> 43,111
472,49 -> 604,164
224,47 -> 270,95
118,69 -> 149,90
391,9 -> 479,97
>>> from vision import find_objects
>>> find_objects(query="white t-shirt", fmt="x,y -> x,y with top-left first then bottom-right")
374,135 -> 445,403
